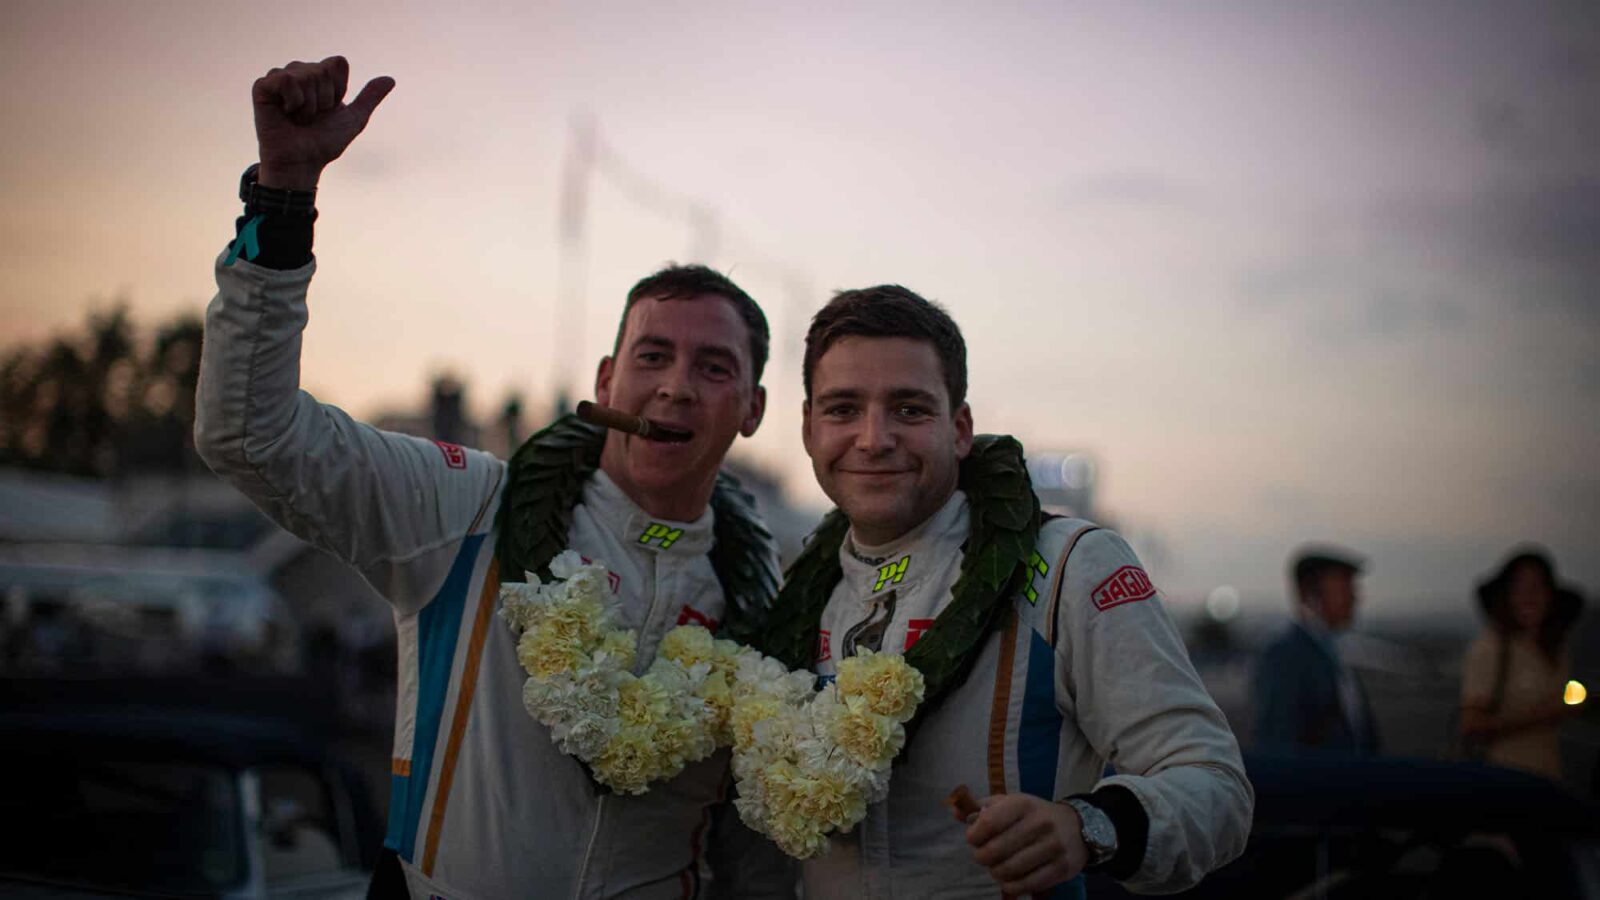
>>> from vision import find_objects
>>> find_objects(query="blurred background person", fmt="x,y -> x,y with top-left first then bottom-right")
1459,547 -> 1585,781
1253,547 -> 1381,755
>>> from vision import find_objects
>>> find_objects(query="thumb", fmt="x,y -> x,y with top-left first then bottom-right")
349,76 -> 396,122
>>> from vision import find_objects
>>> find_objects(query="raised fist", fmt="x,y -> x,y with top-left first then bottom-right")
252,56 -> 394,190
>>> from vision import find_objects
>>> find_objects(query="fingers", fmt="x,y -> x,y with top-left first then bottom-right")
349,76 -> 397,122
254,57 -> 384,124
971,810 -> 1049,867
964,794 -> 1029,847
999,857 -> 1077,895
324,55 -> 350,105
988,834 -> 1063,882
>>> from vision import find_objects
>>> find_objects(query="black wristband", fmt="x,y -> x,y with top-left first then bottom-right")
224,164 -> 316,270
239,162 -> 318,217
1077,786 -> 1149,880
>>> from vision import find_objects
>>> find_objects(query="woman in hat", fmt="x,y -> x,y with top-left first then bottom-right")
1458,548 -> 1584,780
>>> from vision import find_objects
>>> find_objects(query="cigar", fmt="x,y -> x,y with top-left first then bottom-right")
948,785 -> 1021,899
575,401 -> 692,443
945,784 -> 980,821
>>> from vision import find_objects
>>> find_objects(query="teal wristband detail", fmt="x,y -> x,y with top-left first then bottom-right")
225,214 -> 265,266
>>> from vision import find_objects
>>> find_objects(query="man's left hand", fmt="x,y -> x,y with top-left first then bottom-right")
964,793 -> 1088,895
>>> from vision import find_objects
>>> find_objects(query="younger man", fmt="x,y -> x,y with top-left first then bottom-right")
759,286 -> 1252,896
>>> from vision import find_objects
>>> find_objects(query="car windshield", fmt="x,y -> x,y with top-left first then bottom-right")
0,751 -> 245,895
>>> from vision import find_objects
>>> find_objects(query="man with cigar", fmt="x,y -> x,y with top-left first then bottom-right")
758,286 -> 1253,896
195,56 -> 791,898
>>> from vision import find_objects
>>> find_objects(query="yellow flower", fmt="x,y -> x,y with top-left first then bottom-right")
598,629 -> 637,670
616,674 -> 673,727
659,625 -> 716,668
540,598 -> 607,651
594,727 -> 657,794
518,628 -> 587,679
830,696 -> 905,769
731,695 -> 785,751
698,670 -> 735,744
759,762 -> 846,858
836,649 -> 925,721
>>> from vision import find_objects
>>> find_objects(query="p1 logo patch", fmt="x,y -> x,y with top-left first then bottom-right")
1091,566 -> 1156,611
638,523 -> 683,549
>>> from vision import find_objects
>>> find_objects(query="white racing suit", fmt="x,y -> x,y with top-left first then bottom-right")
195,254 -> 792,900
808,492 -> 1253,897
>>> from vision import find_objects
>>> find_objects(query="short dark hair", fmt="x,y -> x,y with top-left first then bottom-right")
803,285 -> 967,409
1290,547 -> 1364,600
614,264 -> 770,386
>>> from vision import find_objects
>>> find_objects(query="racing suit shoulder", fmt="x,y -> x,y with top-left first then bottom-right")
195,253 -> 507,615
1042,522 -> 1255,894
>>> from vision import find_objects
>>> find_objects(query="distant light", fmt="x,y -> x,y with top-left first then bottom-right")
1566,680 -> 1587,706
1060,454 -> 1096,491
1205,586 -> 1241,623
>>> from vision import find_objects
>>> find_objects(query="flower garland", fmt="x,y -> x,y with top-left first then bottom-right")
728,648 -> 925,859
500,550 -> 749,794
502,550 -> 928,855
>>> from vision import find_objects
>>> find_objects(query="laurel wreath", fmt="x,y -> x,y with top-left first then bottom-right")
755,434 -> 1042,737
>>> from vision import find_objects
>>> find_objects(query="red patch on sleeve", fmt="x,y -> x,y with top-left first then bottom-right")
904,618 -> 935,650
434,440 -> 467,469
816,629 -> 831,663
1091,566 -> 1157,611
676,605 -> 720,634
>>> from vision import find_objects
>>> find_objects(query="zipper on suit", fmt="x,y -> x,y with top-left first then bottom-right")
572,795 -> 607,899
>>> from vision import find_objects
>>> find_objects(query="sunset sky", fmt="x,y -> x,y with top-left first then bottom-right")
4,1 -> 1596,603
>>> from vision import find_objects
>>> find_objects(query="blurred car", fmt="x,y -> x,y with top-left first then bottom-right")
1084,751 -> 1600,899
0,678 -> 380,898
0,544 -> 302,677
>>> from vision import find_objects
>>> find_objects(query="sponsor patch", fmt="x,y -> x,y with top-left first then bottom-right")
1023,550 -> 1049,605
1091,566 -> 1157,611
434,440 -> 467,469
676,605 -> 719,634
873,555 -> 912,592
638,523 -> 683,549
816,629 -> 832,663
903,618 -> 935,650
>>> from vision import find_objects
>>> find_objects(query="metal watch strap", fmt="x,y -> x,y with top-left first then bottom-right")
1064,797 -> 1119,868
239,163 -> 317,216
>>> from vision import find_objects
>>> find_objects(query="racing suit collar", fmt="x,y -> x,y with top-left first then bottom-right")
839,490 -> 969,598
584,469 -> 716,557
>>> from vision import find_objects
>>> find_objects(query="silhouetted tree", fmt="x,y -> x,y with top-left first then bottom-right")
0,305 -> 204,477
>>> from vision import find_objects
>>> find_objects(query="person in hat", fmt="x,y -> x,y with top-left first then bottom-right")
1252,546 -> 1381,754
1458,547 -> 1585,780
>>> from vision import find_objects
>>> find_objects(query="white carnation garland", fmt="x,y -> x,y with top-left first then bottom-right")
501,551 -> 925,857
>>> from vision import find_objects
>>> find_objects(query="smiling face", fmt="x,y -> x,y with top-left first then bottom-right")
595,293 -> 766,521
802,336 -> 973,546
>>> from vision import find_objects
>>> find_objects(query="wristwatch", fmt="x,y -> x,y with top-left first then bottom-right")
1063,797 -> 1119,868
239,163 -> 317,216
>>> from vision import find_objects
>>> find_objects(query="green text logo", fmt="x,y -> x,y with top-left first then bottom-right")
638,523 -> 683,549
874,555 -> 912,592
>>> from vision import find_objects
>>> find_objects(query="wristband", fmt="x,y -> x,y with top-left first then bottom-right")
239,162 -> 318,216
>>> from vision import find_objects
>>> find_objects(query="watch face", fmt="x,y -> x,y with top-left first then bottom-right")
1069,800 -> 1117,862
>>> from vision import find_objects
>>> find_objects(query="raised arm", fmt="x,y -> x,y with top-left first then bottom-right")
196,58 -> 504,615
